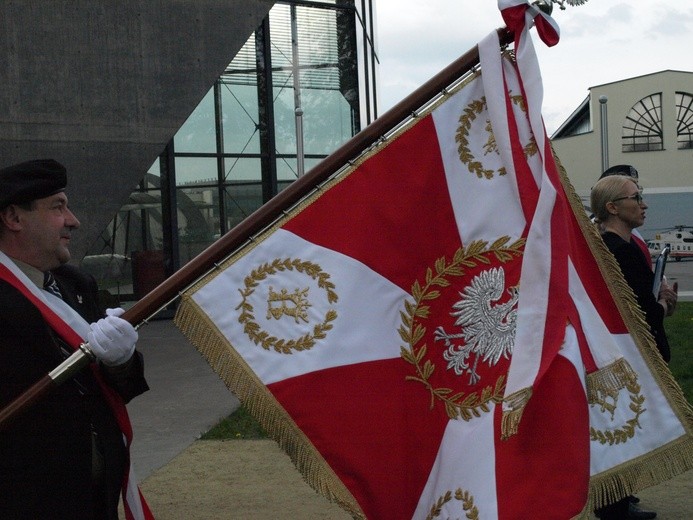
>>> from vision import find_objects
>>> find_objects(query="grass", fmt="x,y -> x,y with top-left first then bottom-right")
202,302 -> 693,440
200,404 -> 267,440
666,301 -> 693,402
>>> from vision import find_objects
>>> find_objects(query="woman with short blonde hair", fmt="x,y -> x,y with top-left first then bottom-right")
590,174 -> 676,363
590,175 -> 636,226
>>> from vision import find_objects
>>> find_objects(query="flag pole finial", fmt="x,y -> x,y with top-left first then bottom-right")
550,0 -> 590,10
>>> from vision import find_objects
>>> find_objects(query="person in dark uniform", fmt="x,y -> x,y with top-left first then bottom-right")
0,159 -> 150,519
590,174 -> 678,520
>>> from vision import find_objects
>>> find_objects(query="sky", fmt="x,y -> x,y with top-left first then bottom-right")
374,0 -> 693,135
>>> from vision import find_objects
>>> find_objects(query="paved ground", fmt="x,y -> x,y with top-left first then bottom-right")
661,258 -> 693,301
137,440 -> 692,519
127,318 -> 240,479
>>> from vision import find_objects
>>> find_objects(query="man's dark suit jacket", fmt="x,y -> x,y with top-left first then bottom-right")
0,263 -> 148,519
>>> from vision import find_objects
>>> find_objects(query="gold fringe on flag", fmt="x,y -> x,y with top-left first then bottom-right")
174,295 -> 366,520
500,387 -> 533,440
554,152 -> 693,508
587,435 -> 693,510
585,357 -> 637,405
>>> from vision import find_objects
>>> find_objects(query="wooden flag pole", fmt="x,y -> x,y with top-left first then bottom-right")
0,28 -> 512,429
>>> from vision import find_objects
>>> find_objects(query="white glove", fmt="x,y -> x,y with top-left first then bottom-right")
87,308 -> 138,366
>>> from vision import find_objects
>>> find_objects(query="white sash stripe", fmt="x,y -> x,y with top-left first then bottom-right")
0,251 -> 91,338
477,29 -> 556,397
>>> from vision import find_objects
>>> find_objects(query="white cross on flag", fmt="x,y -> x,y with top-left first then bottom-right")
173,2 -> 693,518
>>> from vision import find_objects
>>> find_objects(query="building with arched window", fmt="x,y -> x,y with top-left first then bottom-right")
551,70 -> 693,241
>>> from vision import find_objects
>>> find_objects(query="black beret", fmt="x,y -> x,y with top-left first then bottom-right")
0,159 -> 67,209
600,164 -> 638,180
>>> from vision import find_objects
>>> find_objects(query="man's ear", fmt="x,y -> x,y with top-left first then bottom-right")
0,205 -> 23,231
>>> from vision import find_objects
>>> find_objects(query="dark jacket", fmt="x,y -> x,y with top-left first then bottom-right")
0,264 -> 148,519
602,231 -> 670,362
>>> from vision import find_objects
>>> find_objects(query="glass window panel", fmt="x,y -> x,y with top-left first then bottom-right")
622,93 -> 662,153
270,5 -> 293,70
296,6 -> 338,71
175,157 -> 218,186
302,88 -> 353,155
223,157 -> 262,183
147,158 -> 160,178
220,82 -> 261,155
223,183 -> 263,230
177,186 -> 219,265
303,156 -> 325,173
273,85 -> 298,155
276,156 -> 298,182
676,92 -> 693,150
174,90 -> 217,153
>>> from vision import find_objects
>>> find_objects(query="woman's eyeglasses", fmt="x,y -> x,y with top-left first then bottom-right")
612,192 -> 644,204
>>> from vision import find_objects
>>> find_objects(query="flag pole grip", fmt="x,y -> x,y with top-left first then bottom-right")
0,345 -> 95,430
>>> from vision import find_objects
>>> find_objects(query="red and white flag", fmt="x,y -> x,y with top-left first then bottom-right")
174,2 -> 693,518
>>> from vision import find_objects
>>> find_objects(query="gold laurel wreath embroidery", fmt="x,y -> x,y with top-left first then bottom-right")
236,258 -> 338,354
456,95 -> 538,179
426,488 -> 479,520
589,378 -> 646,446
400,237 -> 525,420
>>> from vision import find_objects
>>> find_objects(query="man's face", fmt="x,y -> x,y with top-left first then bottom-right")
18,192 -> 80,270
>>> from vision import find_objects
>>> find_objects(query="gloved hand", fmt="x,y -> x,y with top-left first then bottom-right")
87,308 -> 138,366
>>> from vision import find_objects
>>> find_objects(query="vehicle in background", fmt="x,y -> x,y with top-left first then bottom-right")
647,226 -> 693,261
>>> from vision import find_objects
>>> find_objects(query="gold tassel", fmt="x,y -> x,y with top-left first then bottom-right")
586,357 -> 637,405
500,387 -> 533,440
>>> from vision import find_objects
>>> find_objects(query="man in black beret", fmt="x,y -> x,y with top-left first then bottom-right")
0,158 -> 68,209
0,159 -> 151,519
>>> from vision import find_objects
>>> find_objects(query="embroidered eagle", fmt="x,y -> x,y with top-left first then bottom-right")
434,267 -> 519,385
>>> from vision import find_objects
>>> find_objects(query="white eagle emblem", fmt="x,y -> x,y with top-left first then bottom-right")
434,267 -> 519,385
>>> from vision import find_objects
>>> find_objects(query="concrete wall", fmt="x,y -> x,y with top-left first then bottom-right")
0,0 -> 274,259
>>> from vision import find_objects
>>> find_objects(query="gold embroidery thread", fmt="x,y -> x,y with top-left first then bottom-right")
456,94 -> 538,179
425,488 -> 479,520
589,377 -> 646,446
237,258 -> 338,354
400,238 -> 524,420
267,287 -> 311,323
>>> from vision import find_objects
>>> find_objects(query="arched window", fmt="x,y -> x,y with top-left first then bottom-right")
622,93 -> 663,152
676,92 -> 693,150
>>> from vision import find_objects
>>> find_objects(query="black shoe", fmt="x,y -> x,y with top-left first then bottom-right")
627,502 -> 656,520
628,495 -> 640,504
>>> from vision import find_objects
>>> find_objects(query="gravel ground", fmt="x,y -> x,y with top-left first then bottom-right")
136,439 -> 692,519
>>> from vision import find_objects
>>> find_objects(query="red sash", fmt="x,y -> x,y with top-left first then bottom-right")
0,261 -> 154,519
